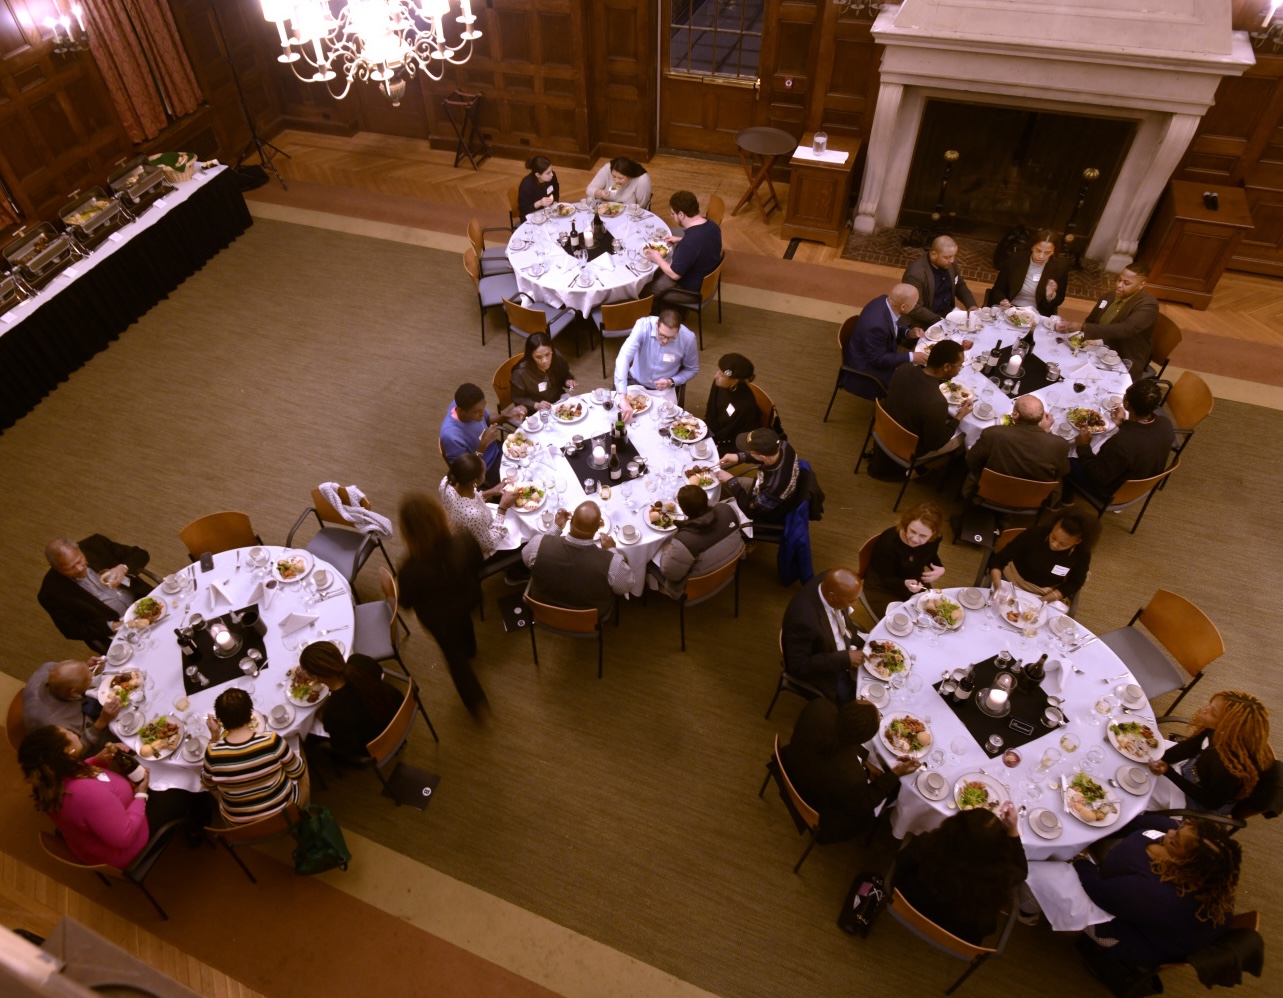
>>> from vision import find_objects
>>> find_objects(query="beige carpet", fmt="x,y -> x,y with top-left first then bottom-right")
0,218 -> 1277,998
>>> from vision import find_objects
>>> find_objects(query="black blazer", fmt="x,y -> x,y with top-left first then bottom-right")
988,253 -> 1070,316
781,575 -> 863,698
37,534 -> 150,646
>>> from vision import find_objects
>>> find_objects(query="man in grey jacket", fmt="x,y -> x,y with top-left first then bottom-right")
648,486 -> 743,598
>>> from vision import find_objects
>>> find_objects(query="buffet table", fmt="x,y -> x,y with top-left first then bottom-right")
0,165 -> 251,432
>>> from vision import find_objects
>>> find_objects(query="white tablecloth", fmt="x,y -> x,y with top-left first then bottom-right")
104,545 -> 354,792
506,205 -> 669,317
864,588 -> 1160,861
493,391 -> 749,596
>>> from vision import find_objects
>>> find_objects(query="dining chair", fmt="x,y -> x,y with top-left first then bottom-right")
590,295 -> 653,377
765,628 -> 826,718
178,511 -> 261,559
973,527 -> 1082,618
1148,313 -> 1182,380
747,382 -> 777,430
971,469 -> 1058,520
365,669 -> 439,805
666,547 -> 743,651
1231,762 -> 1283,827
854,532 -> 880,619
463,247 -> 519,346
853,400 -> 955,511
492,352 -> 523,410
824,315 -> 886,420
285,486 -> 395,587
1161,371 -> 1214,473
506,184 -> 521,229
1072,458 -> 1181,534
6,690 -> 25,751
757,733 -> 824,873
467,217 -> 513,277
205,803 -> 303,884
39,820 -> 187,919
351,568 -> 427,714
705,193 -> 726,227
503,296 -> 576,358
658,256 -> 724,349
1117,910 -> 1261,998
523,594 -> 605,678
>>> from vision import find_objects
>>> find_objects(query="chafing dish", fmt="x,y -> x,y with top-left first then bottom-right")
108,156 -> 173,213
59,186 -> 130,250
2,223 -> 82,290
0,269 -> 32,317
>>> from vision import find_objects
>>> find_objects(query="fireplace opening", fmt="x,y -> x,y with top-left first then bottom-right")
898,100 -> 1137,245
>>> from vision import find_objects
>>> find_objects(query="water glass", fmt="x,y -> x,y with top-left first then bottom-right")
1039,748 -> 1062,771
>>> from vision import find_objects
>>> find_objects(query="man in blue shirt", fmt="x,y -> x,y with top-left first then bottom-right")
642,190 -> 722,304
439,383 -> 526,487
614,308 -> 699,419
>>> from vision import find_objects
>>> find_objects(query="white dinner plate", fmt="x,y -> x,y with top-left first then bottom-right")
862,639 -> 911,681
503,431 -> 539,460
135,715 -> 184,761
879,713 -> 934,759
1062,773 -> 1123,827
914,592 -> 966,629
508,482 -> 548,513
124,596 -> 168,629
285,668 -> 331,708
954,772 -> 1009,812
271,550 -> 314,584
552,400 -> 588,424
1106,719 -> 1163,763
996,591 -> 1047,631
97,669 -> 145,707
668,416 -> 707,444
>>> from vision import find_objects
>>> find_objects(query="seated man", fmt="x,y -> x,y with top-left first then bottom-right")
648,485 -> 743,599
439,382 -> 525,488
964,395 -> 1070,504
1070,378 -> 1175,498
523,501 -> 635,622
902,235 -> 977,330
884,339 -> 974,459
781,567 -> 866,705
715,428 -> 800,524
23,658 -> 122,756
641,190 -> 722,304
780,698 -> 919,842
1057,264 -> 1158,378
704,353 -> 760,451
614,308 -> 699,413
844,283 -> 927,394
38,535 -> 151,651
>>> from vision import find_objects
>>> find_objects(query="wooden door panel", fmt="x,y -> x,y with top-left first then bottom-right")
661,75 -> 757,155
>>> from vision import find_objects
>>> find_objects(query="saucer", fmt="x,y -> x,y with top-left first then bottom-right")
180,739 -> 206,763
1028,807 -> 1064,839
973,403 -> 994,420
863,683 -> 889,709
916,770 -> 950,801
162,576 -> 182,594
267,704 -> 296,730
615,529 -> 641,546
958,587 -> 986,610
106,643 -> 133,666
885,615 -> 914,637
1116,765 -> 1151,796
1119,684 -> 1146,709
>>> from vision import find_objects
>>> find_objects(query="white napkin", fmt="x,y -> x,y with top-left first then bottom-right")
1025,861 -> 1113,932
946,309 -> 969,326
249,581 -> 276,610
1068,362 -> 1098,381
1043,658 -> 1069,694
595,253 -> 615,272
208,582 -> 232,609
279,612 -> 318,635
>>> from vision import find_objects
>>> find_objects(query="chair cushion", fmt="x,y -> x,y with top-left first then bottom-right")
479,272 -> 519,307
547,309 -> 576,336
1098,627 -> 1186,699
351,601 -> 395,661
305,529 -> 375,585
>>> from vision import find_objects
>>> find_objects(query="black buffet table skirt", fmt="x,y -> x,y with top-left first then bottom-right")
0,168 -> 251,433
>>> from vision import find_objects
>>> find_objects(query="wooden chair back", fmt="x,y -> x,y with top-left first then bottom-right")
975,469 -> 1058,510
205,802 -> 302,848
366,674 -> 418,766
684,552 -> 741,603
525,594 -> 599,635
856,533 -> 879,582
179,512 -> 258,558
1151,313 -> 1182,370
600,296 -> 654,334
1108,459 -> 1180,506
310,486 -> 370,528
462,246 -> 481,289
889,887 -> 997,960
699,258 -> 725,305
492,353 -> 523,409
706,193 -> 725,226
467,217 -> 486,255
379,566 -> 401,652
507,184 -> 521,226
772,734 -> 821,832
6,690 -> 25,751
748,382 -> 776,429
40,830 -> 117,875
872,399 -> 919,463
1138,589 -> 1225,675
993,527 -> 1025,555
1165,371 -> 1214,432
504,298 -> 550,336
1231,911 -> 1260,932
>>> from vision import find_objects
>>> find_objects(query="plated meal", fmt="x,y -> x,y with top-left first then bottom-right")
126,596 -> 166,629
863,639 -> 910,680
644,241 -> 669,258
685,465 -> 716,488
98,669 -> 143,706
647,501 -> 684,530
1064,772 -> 1121,826
669,416 -> 707,443
274,552 -> 311,582
999,592 -> 1045,629
954,773 -> 1007,812
1108,721 -> 1162,763
508,483 -> 547,512
1068,332 -> 1086,350
1068,407 -> 1109,433
503,430 -> 536,460
597,202 -> 625,217
624,392 -> 652,413
554,400 -> 586,423
917,593 -> 964,629
286,666 -> 330,706
881,713 -> 933,757
552,203 -> 576,217
136,715 -> 183,759
1004,306 -> 1038,329
939,381 -> 975,405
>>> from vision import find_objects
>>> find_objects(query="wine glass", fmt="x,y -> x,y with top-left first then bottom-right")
889,673 -> 907,700
905,674 -> 923,696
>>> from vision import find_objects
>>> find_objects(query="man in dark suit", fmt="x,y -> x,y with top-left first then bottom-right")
38,535 -> 151,652
842,283 -> 926,396
1058,264 -> 1158,378
964,396 -> 1071,504
781,568 -> 866,705
884,339 -> 974,458
902,235 -> 977,330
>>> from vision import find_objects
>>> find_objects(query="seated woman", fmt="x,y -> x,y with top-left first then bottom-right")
202,688 -> 306,824
863,502 -> 946,617
19,725 -> 208,867
586,156 -> 652,208
989,508 -> 1095,606
779,699 -> 918,842
988,230 -> 1070,317
439,453 -> 517,562
1074,815 -> 1240,976
297,642 -> 400,763
509,333 -> 575,412
1150,691 -> 1274,813
893,804 -> 1028,945
518,155 -> 559,221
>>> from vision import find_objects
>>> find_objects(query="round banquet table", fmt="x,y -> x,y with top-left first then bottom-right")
505,203 -> 670,317
102,545 -> 354,792
921,311 -> 1133,453
862,587 -> 1169,861
490,390 -> 751,597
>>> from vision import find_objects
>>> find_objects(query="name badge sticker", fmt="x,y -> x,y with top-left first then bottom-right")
1051,565 -> 1071,577
537,381 -> 548,393
725,402 -> 736,416
662,352 -> 676,363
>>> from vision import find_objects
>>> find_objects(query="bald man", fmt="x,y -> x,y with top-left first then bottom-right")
522,501 -> 636,622
38,535 -> 151,651
781,568 -> 868,705
902,235 -> 977,330
843,283 -> 929,397
964,396 -> 1069,503
23,657 -> 122,755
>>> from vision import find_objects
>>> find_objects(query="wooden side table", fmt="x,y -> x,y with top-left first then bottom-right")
732,127 -> 798,221
443,90 -> 490,171
782,133 -> 861,247
1139,180 -> 1253,310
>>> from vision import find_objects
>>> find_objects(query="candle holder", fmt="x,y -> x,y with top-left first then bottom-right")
975,686 -> 1012,718
208,622 -> 243,659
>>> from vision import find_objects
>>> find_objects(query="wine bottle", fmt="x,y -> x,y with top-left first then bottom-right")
1025,653 -> 1048,685
984,339 -> 1002,374
955,668 -> 975,700
609,444 -> 622,481
569,222 -> 579,250
614,417 -> 626,443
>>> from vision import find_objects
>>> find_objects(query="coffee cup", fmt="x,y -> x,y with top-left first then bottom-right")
248,546 -> 268,566
270,704 -> 290,723
890,612 -> 910,631
1124,683 -> 1143,703
1037,811 -> 1058,831
312,569 -> 331,591
924,772 -> 946,793
524,415 -> 540,431
621,524 -> 638,541
107,643 -> 130,665
974,402 -> 993,420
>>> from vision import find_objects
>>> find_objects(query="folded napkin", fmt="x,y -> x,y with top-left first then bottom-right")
249,581 -> 276,610
1026,861 -> 1113,932
208,582 -> 232,609
279,612 -> 318,635
1068,362 -> 1098,381
1043,658 -> 1069,694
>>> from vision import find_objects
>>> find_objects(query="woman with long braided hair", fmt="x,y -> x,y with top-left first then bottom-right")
1150,690 -> 1274,812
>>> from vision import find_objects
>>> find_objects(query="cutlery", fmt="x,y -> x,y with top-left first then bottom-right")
315,624 -> 349,635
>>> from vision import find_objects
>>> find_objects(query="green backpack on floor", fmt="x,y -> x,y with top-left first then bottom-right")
289,804 -> 351,875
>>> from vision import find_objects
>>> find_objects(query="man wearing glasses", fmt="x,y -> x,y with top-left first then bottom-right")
642,190 -> 722,304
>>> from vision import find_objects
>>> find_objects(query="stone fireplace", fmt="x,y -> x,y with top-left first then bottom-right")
854,0 -> 1255,270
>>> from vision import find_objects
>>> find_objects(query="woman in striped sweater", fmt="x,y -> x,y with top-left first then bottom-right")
202,688 -> 306,824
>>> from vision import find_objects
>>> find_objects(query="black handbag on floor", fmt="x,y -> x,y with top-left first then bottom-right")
289,804 -> 351,875
837,871 -> 886,937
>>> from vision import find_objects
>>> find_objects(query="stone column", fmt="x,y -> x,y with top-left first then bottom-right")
853,81 -> 904,234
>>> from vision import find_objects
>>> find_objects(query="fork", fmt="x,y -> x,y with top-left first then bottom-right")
315,624 -> 349,636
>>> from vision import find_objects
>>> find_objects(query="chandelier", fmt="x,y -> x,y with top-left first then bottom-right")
260,1 -> 482,104
835,0 -> 882,19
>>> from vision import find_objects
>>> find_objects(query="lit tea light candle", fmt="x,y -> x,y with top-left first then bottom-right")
583,230 -> 594,248
986,688 -> 1009,711
213,628 -> 235,651
592,445 -> 605,462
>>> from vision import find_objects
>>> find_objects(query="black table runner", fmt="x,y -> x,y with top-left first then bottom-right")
180,605 -> 269,695
985,344 -> 1055,396
933,655 -> 1054,755
561,433 -> 646,488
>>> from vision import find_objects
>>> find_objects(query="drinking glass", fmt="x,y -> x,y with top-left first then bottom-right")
950,738 -> 969,760
927,749 -> 946,770
905,675 -> 923,696
889,673 -> 907,699
1039,748 -> 1062,772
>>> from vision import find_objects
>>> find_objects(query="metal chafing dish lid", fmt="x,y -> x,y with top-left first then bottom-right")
0,272 -> 20,299
59,187 -> 122,235
108,157 -> 166,199
3,223 -> 74,275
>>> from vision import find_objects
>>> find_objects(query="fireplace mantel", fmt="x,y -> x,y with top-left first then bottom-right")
854,0 -> 1255,270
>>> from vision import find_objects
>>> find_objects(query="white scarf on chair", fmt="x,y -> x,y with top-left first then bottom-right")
317,482 -> 393,537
